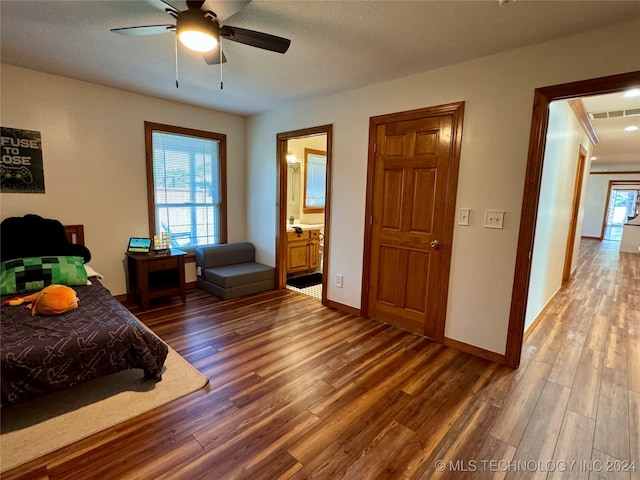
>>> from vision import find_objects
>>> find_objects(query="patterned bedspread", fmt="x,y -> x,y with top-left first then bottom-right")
1,279 -> 168,406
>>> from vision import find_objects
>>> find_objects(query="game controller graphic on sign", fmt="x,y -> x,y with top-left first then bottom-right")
0,165 -> 34,184
0,127 -> 45,193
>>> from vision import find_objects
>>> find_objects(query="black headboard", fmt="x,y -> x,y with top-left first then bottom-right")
0,214 -> 91,263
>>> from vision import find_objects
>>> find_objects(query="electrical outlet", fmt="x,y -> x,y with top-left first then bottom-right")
335,274 -> 343,288
458,208 -> 470,226
484,210 -> 505,229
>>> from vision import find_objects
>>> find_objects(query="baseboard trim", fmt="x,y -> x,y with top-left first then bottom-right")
443,336 -> 508,366
524,314 -> 545,341
325,299 -> 361,316
524,286 -> 561,340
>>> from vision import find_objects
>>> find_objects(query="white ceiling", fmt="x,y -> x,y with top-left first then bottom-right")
1,0 -> 640,169
580,91 -> 640,171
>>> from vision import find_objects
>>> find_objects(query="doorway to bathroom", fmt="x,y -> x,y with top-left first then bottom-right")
276,125 -> 332,304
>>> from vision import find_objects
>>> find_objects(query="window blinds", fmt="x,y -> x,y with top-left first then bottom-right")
152,131 -> 221,247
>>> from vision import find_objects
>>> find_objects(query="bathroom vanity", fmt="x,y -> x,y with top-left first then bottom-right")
286,227 -> 321,274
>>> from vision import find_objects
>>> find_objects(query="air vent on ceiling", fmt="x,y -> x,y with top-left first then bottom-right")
590,109 -> 640,119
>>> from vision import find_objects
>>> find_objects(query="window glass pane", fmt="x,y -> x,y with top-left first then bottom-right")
151,130 -> 221,248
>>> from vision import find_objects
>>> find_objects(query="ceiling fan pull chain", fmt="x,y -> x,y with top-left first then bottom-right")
110,2 -> 291,92
174,34 -> 179,88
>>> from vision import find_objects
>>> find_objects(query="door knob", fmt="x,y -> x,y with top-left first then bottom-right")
429,240 -> 440,250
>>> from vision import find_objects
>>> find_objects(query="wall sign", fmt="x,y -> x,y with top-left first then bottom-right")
1,127 -> 45,194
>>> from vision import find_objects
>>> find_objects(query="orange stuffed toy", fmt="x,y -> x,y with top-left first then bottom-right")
4,284 -> 79,316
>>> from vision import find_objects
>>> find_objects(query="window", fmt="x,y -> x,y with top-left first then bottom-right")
145,122 -> 226,249
303,148 -> 326,214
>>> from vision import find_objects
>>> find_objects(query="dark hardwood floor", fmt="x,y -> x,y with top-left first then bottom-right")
3,239 -> 638,479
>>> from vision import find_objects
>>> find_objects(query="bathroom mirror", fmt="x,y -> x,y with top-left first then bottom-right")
303,148 -> 326,213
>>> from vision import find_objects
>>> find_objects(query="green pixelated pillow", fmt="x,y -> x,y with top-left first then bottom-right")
0,256 -> 88,295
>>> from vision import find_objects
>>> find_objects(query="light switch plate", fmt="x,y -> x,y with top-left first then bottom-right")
484,210 -> 505,229
458,208 -> 470,226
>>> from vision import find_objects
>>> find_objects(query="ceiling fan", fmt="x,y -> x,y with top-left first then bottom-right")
111,0 -> 291,68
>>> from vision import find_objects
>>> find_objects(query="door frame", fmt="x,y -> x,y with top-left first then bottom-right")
506,70 -> 640,369
563,144 -> 587,282
276,125 -> 333,305
361,102 -> 465,343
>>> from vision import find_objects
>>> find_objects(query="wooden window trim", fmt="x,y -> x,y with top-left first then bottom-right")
144,121 -> 228,245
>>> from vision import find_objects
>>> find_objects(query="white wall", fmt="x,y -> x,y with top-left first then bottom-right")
582,173 -> 640,237
524,100 -> 592,331
246,18 -> 640,355
0,65 -> 247,296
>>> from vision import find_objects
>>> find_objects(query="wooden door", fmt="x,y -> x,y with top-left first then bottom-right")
365,104 -> 464,339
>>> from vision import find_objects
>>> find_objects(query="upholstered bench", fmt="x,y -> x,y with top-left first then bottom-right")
195,242 -> 275,300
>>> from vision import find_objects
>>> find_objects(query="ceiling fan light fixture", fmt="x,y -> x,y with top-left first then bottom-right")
179,30 -> 218,52
177,11 -> 219,52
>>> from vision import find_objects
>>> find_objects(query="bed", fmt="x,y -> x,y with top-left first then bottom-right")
1,215 -> 169,407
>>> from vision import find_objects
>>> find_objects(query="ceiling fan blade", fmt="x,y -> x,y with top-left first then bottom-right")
146,0 -> 180,14
202,49 -> 228,65
209,1 -> 251,21
220,25 -> 290,54
111,25 -> 175,36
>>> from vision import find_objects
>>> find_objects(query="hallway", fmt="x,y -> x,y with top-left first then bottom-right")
493,238 -> 639,479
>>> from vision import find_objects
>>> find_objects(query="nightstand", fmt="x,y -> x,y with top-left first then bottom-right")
126,249 -> 186,310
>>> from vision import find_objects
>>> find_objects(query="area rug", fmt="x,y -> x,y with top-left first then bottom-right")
0,345 -> 209,473
287,272 -> 322,289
